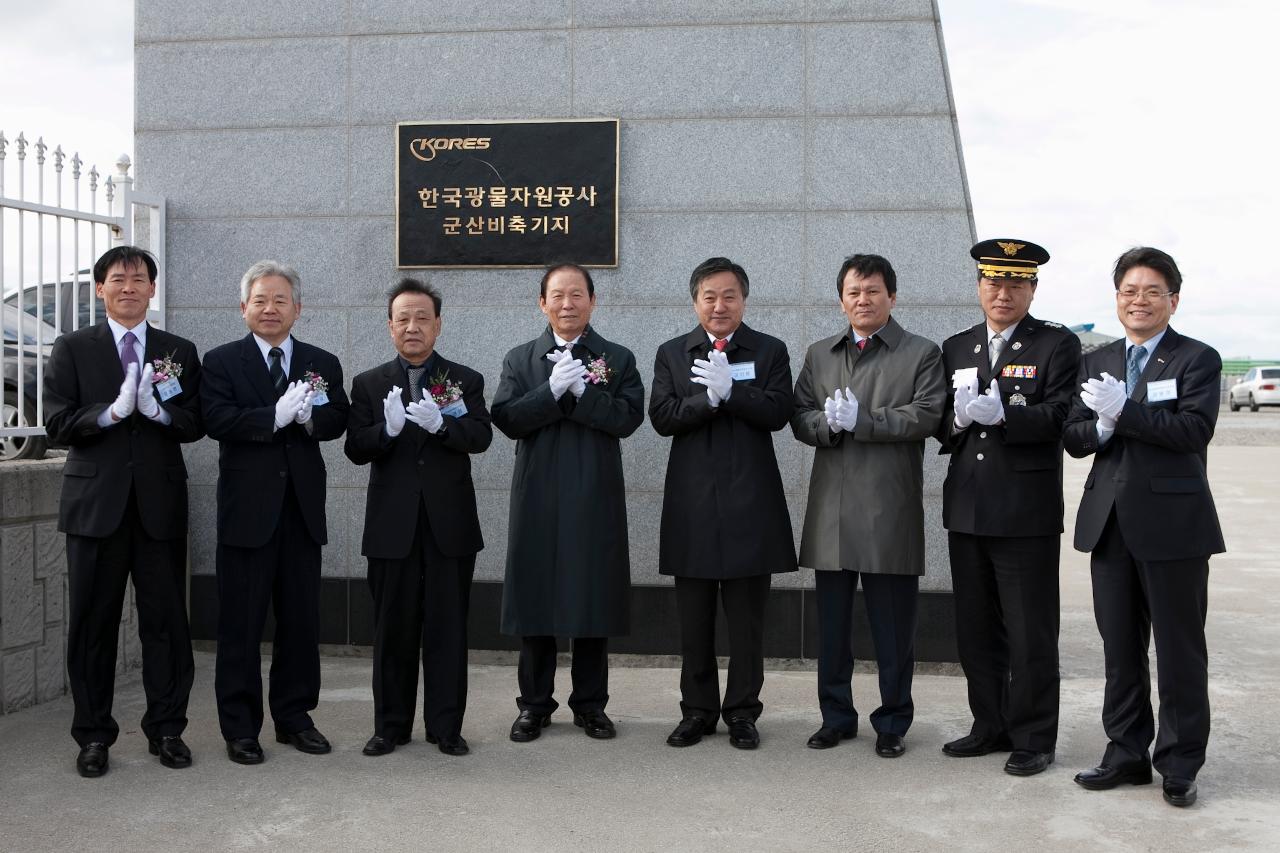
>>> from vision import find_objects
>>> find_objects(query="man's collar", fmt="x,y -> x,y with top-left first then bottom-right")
397,351 -> 438,372
106,316 -> 148,345
252,333 -> 293,359
1127,327 -> 1168,353
986,319 -> 1020,342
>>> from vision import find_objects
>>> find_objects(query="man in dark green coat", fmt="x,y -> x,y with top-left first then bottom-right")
492,263 -> 645,743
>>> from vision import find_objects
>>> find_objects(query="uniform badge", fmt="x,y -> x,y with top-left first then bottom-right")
973,344 -> 981,354
1011,341 -> 1022,350
1009,393 -> 1028,406
1000,364 -> 1038,379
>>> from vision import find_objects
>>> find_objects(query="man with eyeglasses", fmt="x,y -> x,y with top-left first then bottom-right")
1064,246 -> 1224,808
937,239 -> 1081,777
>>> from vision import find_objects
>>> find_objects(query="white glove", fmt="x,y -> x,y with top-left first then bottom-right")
294,387 -> 316,425
135,363 -> 162,420
110,363 -> 139,421
1082,371 -> 1126,428
406,397 -> 444,434
570,368 -> 587,400
691,350 -> 733,407
383,386 -> 406,437
952,376 -> 979,429
823,394 -> 842,432
965,378 -> 1005,426
274,381 -> 307,430
833,386 -> 859,432
546,348 -> 584,400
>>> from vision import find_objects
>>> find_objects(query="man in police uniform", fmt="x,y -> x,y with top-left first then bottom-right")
937,239 -> 1081,776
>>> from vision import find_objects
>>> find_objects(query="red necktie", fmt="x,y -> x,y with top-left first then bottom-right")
713,339 -> 727,352
856,338 -> 867,351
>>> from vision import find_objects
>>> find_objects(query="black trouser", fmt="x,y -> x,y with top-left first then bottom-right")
675,574 -> 770,724
65,488 -> 193,747
516,636 -> 608,716
214,482 -> 321,740
815,570 -> 918,737
949,531 -> 1061,753
1091,511 -> 1210,781
367,504 -> 474,740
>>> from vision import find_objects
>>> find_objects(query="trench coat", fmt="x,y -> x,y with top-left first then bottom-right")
791,316 -> 946,575
492,324 -> 645,637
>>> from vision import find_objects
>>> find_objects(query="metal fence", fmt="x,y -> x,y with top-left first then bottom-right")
0,130 -> 166,460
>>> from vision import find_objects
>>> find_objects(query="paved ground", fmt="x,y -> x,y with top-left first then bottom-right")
1,432 -> 1276,851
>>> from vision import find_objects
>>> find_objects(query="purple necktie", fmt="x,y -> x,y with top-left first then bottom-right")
121,331 -> 140,375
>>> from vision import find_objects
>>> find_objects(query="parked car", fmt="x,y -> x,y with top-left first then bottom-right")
3,270 -> 104,333
1,304 -> 56,460
1229,366 -> 1280,412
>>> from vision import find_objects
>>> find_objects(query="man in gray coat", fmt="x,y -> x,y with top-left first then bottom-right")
492,263 -> 645,744
792,253 -> 946,758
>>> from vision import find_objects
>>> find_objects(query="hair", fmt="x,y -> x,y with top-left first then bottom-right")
93,246 -> 158,285
386,277 -> 442,317
1112,246 -> 1182,293
688,256 -> 749,300
540,262 -> 595,298
239,260 -> 302,304
836,254 -> 897,296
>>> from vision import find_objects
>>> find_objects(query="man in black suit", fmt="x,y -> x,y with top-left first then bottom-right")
44,245 -> 204,777
201,260 -> 349,765
937,239 -> 1081,777
345,278 -> 492,758
650,257 -> 796,750
1065,246 -> 1224,808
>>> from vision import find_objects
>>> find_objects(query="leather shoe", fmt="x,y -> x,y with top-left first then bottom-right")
226,738 -> 264,765
426,733 -> 470,756
275,726 -> 331,755
148,735 -> 192,769
942,732 -> 1013,757
76,743 -> 109,778
666,717 -> 714,747
875,733 -> 906,758
1073,760 -> 1153,790
510,710 -> 551,742
1163,777 -> 1197,807
1004,749 -> 1054,776
807,726 -> 856,749
727,717 -> 759,750
573,710 -> 617,739
362,734 -> 410,756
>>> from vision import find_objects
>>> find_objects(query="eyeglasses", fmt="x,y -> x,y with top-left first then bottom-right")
1116,288 -> 1174,302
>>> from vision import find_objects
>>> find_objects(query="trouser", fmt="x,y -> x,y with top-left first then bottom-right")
516,636 -> 609,716
815,570 -> 918,736
949,531 -> 1061,752
1091,511 -> 1210,781
66,488 -> 193,747
674,574 -> 770,724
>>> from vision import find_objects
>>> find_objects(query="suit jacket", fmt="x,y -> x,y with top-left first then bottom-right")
344,354 -> 492,560
201,333 -> 349,549
938,315 -> 1082,537
1063,326 -> 1225,561
43,321 -> 204,540
791,316 -> 946,575
649,322 -> 796,579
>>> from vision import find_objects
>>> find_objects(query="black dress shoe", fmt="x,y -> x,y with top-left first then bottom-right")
875,733 -> 905,758
226,738 -> 265,765
727,717 -> 759,750
510,710 -> 551,742
806,726 -> 856,749
573,710 -> 617,739
1163,777 -> 1197,807
148,735 -> 192,769
666,717 -> 714,747
942,732 -> 1013,757
362,734 -> 410,756
426,733 -> 470,756
1073,760 -> 1153,790
76,743 -> 109,778
1004,749 -> 1054,776
275,726 -> 331,755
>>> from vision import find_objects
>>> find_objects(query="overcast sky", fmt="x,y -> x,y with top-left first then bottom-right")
3,1 -> 1277,357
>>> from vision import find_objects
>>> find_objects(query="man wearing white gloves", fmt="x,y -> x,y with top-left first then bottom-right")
492,263 -> 645,743
44,246 -> 204,778
937,239 -> 1081,777
791,253 -> 945,758
201,260 -> 348,765
345,278 -> 492,758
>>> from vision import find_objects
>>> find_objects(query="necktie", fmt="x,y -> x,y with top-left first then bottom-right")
120,331 -> 140,375
407,365 -> 425,403
1126,344 -> 1147,398
713,338 -> 727,353
989,334 -> 1005,369
856,338 -> 867,352
268,347 -> 286,394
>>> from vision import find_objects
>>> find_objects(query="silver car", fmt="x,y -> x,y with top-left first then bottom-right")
1229,366 -> 1280,412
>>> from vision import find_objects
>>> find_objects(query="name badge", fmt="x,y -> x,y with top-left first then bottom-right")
1146,378 -> 1177,402
311,391 -> 330,407
440,399 -> 468,418
730,362 -> 756,382
155,377 -> 182,401
952,367 -> 978,388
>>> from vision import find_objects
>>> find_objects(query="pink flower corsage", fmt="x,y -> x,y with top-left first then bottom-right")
150,353 -> 183,382
428,369 -> 464,406
585,356 -> 613,385
303,370 -> 328,394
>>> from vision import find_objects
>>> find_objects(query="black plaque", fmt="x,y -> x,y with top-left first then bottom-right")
396,119 -> 619,268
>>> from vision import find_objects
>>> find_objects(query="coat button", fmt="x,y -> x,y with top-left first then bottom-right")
279,471 -> 287,478
1015,385 -> 1021,391
979,431 -> 987,439
976,453 -> 985,461
417,460 -> 424,466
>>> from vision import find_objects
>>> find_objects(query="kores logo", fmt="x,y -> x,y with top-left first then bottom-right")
409,137 -> 492,162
